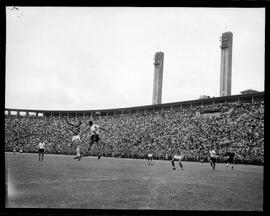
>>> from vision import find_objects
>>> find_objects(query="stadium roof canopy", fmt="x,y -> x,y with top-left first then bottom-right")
241,89 -> 259,94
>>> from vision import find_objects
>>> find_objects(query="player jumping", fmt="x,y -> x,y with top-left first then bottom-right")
65,118 -> 82,141
65,118 -> 83,159
171,149 -> 184,170
78,120 -> 108,161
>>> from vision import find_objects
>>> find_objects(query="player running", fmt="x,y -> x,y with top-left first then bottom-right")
78,120 -> 108,161
224,151 -> 235,170
209,148 -> 217,170
65,118 -> 83,159
171,149 -> 184,170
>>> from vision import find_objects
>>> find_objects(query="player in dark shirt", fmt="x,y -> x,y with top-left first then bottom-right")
65,118 -> 82,136
224,152 -> 235,170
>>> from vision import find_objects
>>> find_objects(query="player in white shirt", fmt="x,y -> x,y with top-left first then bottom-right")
38,139 -> 46,161
78,120 -> 108,160
209,148 -> 217,170
65,118 -> 84,159
171,149 -> 184,170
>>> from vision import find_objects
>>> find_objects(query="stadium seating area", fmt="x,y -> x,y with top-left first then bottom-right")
5,101 -> 264,165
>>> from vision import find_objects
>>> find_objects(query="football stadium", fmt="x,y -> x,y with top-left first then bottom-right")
5,92 -> 264,210
5,7 -> 264,212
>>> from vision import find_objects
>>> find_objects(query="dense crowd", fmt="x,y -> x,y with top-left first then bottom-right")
5,101 -> 264,165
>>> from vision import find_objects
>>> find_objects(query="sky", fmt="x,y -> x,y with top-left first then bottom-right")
5,7 -> 265,111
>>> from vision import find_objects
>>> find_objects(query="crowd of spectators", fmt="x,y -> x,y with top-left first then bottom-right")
5,101 -> 264,165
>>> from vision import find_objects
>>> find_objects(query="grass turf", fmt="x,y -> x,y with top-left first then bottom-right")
5,152 -> 263,210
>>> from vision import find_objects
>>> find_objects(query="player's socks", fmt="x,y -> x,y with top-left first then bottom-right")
179,162 -> 183,170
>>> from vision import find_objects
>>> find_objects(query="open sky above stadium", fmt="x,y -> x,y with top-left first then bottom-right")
5,7 -> 265,111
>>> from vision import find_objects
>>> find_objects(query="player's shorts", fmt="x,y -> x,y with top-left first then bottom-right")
148,154 -> 153,158
72,135 -> 80,142
210,157 -> 216,163
91,134 -> 100,142
173,155 -> 182,160
39,149 -> 44,153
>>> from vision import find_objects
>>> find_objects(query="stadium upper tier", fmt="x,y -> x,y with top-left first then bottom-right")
5,91 -> 264,117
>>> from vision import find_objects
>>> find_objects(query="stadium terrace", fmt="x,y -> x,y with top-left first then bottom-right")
5,91 -> 264,165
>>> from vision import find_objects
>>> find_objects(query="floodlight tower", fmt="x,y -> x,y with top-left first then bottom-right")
152,52 -> 164,105
220,31 -> 233,97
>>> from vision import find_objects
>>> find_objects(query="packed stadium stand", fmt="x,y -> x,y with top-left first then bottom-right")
5,92 -> 264,165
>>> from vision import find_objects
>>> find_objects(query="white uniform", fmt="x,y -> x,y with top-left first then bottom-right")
38,142 -> 45,149
210,150 -> 216,158
72,135 -> 80,142
90,125 -> 100,135
173,154 -> 182,160
148,153 -> 153,158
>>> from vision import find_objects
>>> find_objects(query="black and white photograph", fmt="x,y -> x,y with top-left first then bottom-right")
4,4 -> 265,212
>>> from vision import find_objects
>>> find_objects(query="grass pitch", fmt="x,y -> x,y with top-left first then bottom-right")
5,152 -> 263,210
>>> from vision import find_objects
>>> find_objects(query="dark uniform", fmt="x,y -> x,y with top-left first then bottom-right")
225,152 -> 235,164
224,152 -> 235,170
